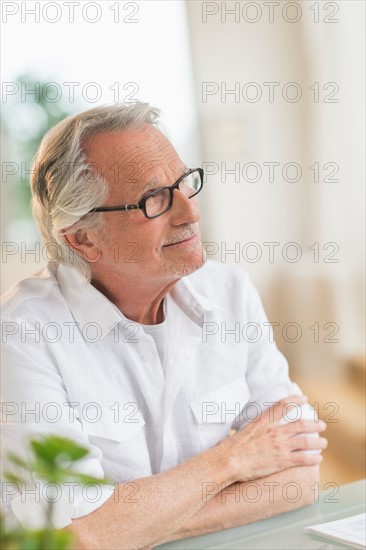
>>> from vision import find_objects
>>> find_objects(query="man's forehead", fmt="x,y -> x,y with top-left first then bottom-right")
85,126 -> 174,164
84,126 -> 185,196
85,127 -> 182,176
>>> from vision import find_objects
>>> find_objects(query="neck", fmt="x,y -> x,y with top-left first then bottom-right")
90,270 -> 178,325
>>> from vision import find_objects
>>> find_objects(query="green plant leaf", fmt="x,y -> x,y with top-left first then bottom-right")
64,472 -> 110,485
3,471 -> 24,484
2,434 -> 104,550
5,453 -> 28,470
18,528 -> 73,550
30,436 -> 89,466
45,529 -> 73,550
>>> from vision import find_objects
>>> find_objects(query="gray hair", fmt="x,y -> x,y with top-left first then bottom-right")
30,103 -> 162,280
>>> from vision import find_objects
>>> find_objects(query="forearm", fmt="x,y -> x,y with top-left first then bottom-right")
69,394 -> 325,549
69,442 -> 235,550
155,465 -> 320,545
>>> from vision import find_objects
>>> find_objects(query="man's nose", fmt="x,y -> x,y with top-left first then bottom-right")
170,189 -> 200,225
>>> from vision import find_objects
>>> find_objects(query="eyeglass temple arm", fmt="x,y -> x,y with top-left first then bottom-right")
91,204 -> 140,212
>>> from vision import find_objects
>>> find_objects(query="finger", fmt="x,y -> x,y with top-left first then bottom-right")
281,419 -> 327,435
265,394 -> 308,423
290,451 -> 323,466
289,436 -> 328,452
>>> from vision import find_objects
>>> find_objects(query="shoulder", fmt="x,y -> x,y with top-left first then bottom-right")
1,265 -> 61,320
185,259 -> 251,289
184,260 -> 257,307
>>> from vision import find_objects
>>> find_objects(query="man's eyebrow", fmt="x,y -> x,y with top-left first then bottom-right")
135,179 -> 160,202
139,178 -> 159,195
138,167 -> 188,198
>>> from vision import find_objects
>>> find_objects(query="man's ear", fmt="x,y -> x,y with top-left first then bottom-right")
62,229 -> 102,263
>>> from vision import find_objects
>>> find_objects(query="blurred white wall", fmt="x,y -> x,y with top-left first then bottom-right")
186,0 -> 365,376
1,0 -> 364,377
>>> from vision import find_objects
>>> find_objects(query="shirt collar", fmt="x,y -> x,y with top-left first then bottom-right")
55,263 -> 122,342
171,276 -> 223,324
54,263 -> 222,343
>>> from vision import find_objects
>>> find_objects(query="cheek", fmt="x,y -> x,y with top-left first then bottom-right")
101,216 -> 165,261
103,215 -> 138,245
141,233 -> 163,258
123,229 -> 163,263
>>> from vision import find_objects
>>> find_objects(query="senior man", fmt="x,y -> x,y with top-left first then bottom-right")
1,103 -> 327,549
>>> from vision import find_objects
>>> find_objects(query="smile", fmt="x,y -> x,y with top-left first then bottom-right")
163,234 -> 197,247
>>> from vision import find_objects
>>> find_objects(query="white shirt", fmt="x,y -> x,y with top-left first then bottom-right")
1,260 -> 299,528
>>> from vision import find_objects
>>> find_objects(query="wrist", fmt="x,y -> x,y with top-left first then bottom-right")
210,436 -> 240,486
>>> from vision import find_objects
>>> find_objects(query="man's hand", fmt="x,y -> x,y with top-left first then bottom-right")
222,394 -> 327,483
69,394 -> 327,549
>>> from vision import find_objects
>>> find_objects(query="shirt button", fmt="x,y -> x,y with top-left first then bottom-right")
142,352 -> 153,362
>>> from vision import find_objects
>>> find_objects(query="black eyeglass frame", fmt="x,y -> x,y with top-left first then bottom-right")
88,167 -> 204,219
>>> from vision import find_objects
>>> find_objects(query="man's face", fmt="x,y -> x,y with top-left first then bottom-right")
84,125 -> 204,284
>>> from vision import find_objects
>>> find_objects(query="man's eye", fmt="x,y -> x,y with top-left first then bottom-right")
143,188 -> 164,200
139,190 -> 156,201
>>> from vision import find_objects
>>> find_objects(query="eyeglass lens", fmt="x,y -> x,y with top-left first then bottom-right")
145,170 -> 201,218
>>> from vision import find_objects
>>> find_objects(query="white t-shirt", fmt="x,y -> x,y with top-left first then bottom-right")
112,299 -> 169,370
139,316 -> 168,371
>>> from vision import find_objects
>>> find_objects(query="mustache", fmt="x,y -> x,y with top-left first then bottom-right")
163,224 -> 199,246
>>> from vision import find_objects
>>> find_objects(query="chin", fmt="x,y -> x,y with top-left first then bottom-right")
180,262 -> 204,277
161,255 -> 205,278
160,241 -> 206,278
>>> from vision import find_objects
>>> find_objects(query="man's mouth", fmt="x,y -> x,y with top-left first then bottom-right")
163,234 -> 197,247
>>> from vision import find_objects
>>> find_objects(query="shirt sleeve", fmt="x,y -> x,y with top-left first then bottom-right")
233,274 -> 304,429
1,322 -> 115,530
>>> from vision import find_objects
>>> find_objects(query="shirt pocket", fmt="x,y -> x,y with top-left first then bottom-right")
80,407 -> 149,480
190,378 -> 251,451
81,407 -> 146,443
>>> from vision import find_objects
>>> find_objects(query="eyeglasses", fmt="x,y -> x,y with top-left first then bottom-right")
89,168 -> 204,219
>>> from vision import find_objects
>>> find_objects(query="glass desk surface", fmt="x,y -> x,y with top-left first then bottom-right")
157,479 -> 365,549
